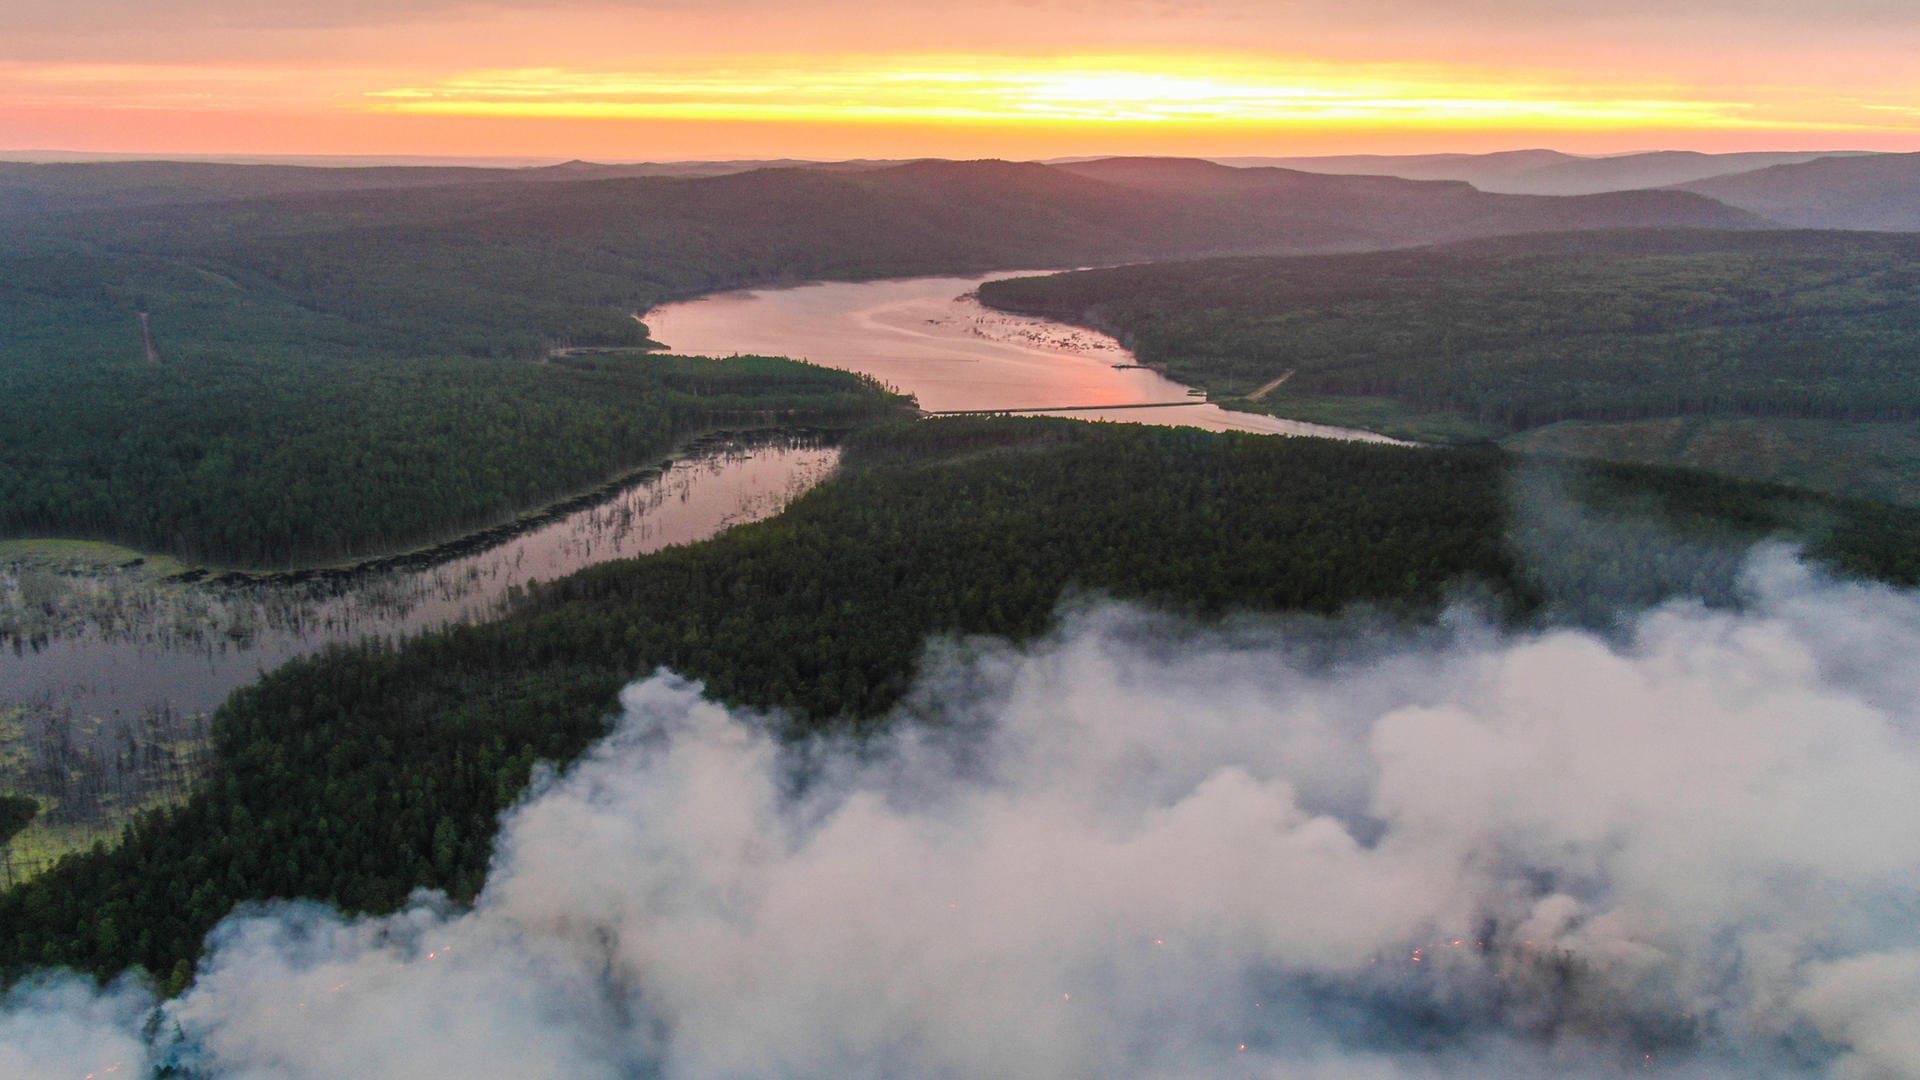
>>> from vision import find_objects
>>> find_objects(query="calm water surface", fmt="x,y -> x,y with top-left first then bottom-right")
0,438 -> 836,811
646,274 -> 1400,440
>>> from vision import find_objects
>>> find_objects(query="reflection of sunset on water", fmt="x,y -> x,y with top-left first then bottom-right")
646,275 -> 1406,439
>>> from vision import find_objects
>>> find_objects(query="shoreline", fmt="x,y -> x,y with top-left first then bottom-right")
0,423 -> 860,589
967,290 -> 1417,443
203,424 -> 856,589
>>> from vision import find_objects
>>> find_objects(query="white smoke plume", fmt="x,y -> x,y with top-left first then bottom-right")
11,547 -> 1920,1080
0,975 -> 152,1080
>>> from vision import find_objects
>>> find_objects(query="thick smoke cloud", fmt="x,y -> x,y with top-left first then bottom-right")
0,975 -> 152,1080
12,548 -> 1920,1079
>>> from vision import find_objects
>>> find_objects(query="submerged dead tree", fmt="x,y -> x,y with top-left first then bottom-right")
137,310 -> 162,366
0,795 -> 37,889
21,702 -> 211,828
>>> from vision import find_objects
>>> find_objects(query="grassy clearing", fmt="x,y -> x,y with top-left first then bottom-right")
1,708 -> 211,889
2,787 -> 200,889
0,538 -> 193,578
2,693 -> 215,890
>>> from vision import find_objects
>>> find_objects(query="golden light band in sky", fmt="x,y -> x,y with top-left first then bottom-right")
360,55 -> 1885,134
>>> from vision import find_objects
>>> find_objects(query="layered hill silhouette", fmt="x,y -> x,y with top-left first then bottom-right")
7,155 -> 1758,255
1477,150 -> 1868,196
0,158 -> 909,217
0,160 -> 554,216
15,151 -> 1914,241
1049,157 -> 1758,247
1209,149 -> 1578,184
1676,152 -> 1920,231
1224,149 -> 1876,196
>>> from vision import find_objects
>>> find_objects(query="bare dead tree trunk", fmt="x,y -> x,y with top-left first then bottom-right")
138,311 -> 162,366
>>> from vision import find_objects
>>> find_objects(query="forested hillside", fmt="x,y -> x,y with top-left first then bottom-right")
1677,152 -> 1920,231
4,158 -> 1759,360
979,229 -> 1920,497
4,419 -> 1916,986
0,158 -> 1760,563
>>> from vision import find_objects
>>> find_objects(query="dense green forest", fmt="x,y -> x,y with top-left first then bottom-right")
4,418 -> 1917,988
0,347 -> 903,566
978,230 -> 1920,463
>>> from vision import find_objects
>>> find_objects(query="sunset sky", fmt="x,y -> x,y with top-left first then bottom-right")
5,0 -> 1918,160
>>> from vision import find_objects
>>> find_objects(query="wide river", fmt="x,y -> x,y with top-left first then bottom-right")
646,274 -> 1396,439
1,273 -> 1390,846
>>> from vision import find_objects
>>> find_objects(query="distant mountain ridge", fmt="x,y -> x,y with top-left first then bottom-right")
0,157 -> 914,217
1675,153 -> 1920,231
3,155 -> 1762,261
1198,148 -> 1917,232
5,148 -> 1897,221
1207,149 -> 1580,183
1220,149 -> 1881,196
1047,156 -> 1760,247
1488,151 -> 1871,196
